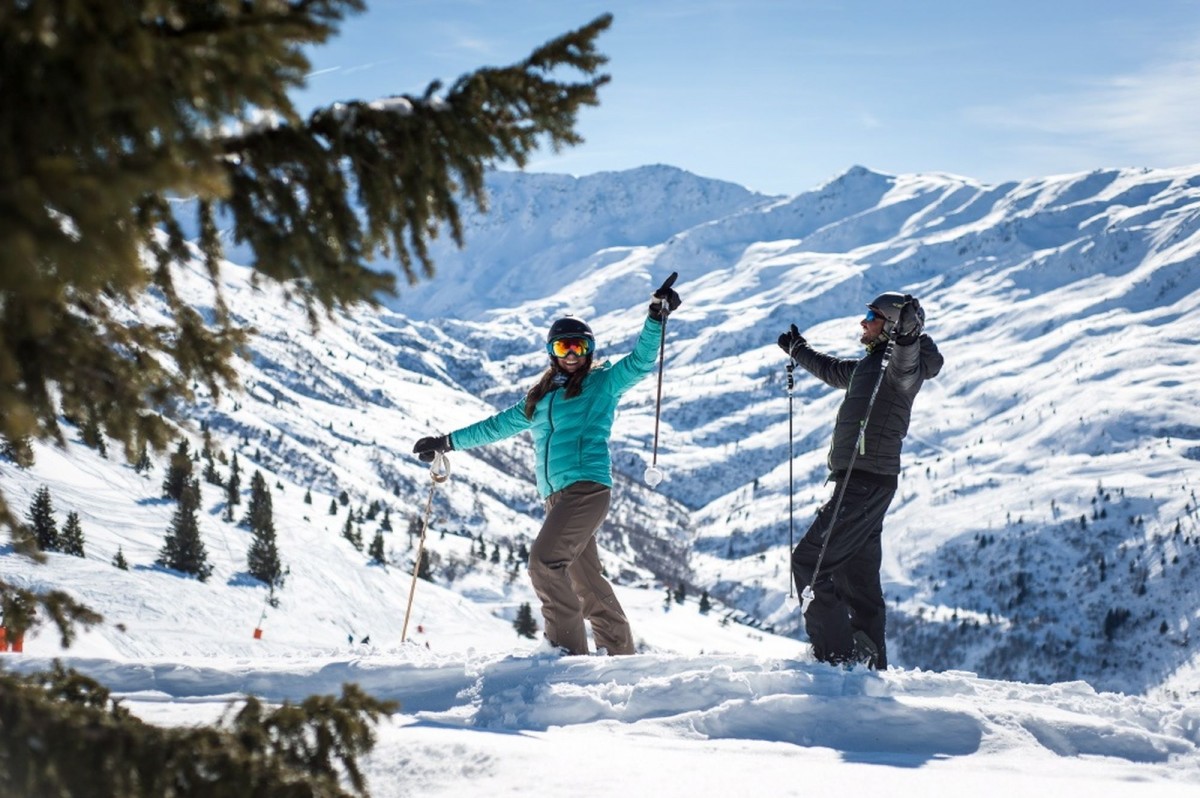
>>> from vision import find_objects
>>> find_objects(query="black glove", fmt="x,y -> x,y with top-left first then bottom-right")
777,324 -> 806,358
894,296 -> 925,344
649,271 -> 682,321
413,434 -> 452,463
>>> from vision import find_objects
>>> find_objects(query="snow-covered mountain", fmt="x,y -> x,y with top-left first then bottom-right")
394,162 -> 1200,698
3,161 -> 1199,709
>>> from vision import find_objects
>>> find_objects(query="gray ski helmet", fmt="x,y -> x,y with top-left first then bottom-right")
866,292 -> 910,326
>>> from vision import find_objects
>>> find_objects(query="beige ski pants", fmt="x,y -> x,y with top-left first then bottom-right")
528,481 -> 635,655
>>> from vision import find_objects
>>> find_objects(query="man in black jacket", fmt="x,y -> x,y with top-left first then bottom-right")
778,292 -> 944,669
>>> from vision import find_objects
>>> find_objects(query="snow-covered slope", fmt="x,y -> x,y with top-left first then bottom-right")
6,644 -> 1199,798
3,162 -> 1199,706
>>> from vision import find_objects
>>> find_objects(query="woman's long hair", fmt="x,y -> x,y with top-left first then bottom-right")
523,358 -> 591,419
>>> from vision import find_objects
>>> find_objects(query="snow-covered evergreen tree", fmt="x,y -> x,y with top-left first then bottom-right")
161,439 -> 193,501
242,471 -> 272,532
513,602 -> 539,639
245,471 -> 284,589
133,444 -> 152,474
27,485 -> 58,552
224,452 -> 242,519
342,515 -> 363,552
157,479 -> 212,581
59,511 -> 85,557
368,531 -> 386,565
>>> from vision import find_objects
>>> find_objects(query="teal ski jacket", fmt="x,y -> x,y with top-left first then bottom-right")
449,315 -> 663,498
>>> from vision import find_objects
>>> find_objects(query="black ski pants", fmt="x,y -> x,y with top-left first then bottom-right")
791,477 -> 895,669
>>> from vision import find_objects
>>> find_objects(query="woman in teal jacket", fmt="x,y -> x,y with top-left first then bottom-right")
414,276 -> 681,655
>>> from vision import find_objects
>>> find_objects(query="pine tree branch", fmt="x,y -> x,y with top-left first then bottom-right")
0,665 -> 396,797
217,14 -> 612,294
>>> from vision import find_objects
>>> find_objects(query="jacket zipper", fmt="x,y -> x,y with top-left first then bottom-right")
543,389 -> 557,492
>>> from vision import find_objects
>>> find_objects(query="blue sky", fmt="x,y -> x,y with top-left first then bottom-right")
294,0 -> 1200,195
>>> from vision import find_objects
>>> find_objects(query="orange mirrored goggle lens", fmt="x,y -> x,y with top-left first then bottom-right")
548,337 -> 593,358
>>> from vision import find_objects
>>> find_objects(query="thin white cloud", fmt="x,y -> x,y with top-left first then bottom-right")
859,110 -> 883,130
966,50 -> 1200,168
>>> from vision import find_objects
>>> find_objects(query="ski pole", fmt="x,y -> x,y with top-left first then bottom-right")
801,336 -> 896,613
787,359 -> 795,598
402,451 -> 450,642
644,271 -> 678,488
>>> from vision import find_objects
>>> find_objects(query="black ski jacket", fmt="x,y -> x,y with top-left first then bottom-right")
791,334 -> 943,477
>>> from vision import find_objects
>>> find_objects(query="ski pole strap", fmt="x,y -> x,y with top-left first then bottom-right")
429,451 -> 450,483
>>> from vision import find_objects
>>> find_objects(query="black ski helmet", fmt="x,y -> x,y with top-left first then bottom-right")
546,316 -> 595,346
867,292 -> 910,327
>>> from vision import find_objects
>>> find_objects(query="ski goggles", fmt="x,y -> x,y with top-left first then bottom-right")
864,308 -> 885,322
547,337 -> 593,358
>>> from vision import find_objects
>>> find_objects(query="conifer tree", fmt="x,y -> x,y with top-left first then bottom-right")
380,507 -> 392,532
27,485 -> 59,552
60,511 -> 86,558
304,488 -> 313,505
368,530 -> 386,565
698,590 -> 713,614
202,451 -> 224,486
0,664 -> 395,798
329,498 -> 339,516
112,546 -> 129,571
161,439 -> 193,501
417,549 -> 434,582
79,410 -> 108,458
513,602 -> 539,639
342,515 -> 363,551
133,443 -> 153,474
157,479 -> 212,581
242,470 -> 273,532
227,452 -> 242,504
245,471 -> 285,589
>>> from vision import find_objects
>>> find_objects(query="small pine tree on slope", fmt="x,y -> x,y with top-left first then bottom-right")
368,530 -> 386,565
27,485 -> 59,552
513,602 -> 539,639
59,511 -> 85,558
245,471 -> 284,589
157,479 -> 212,582
161,439 -> 193,501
